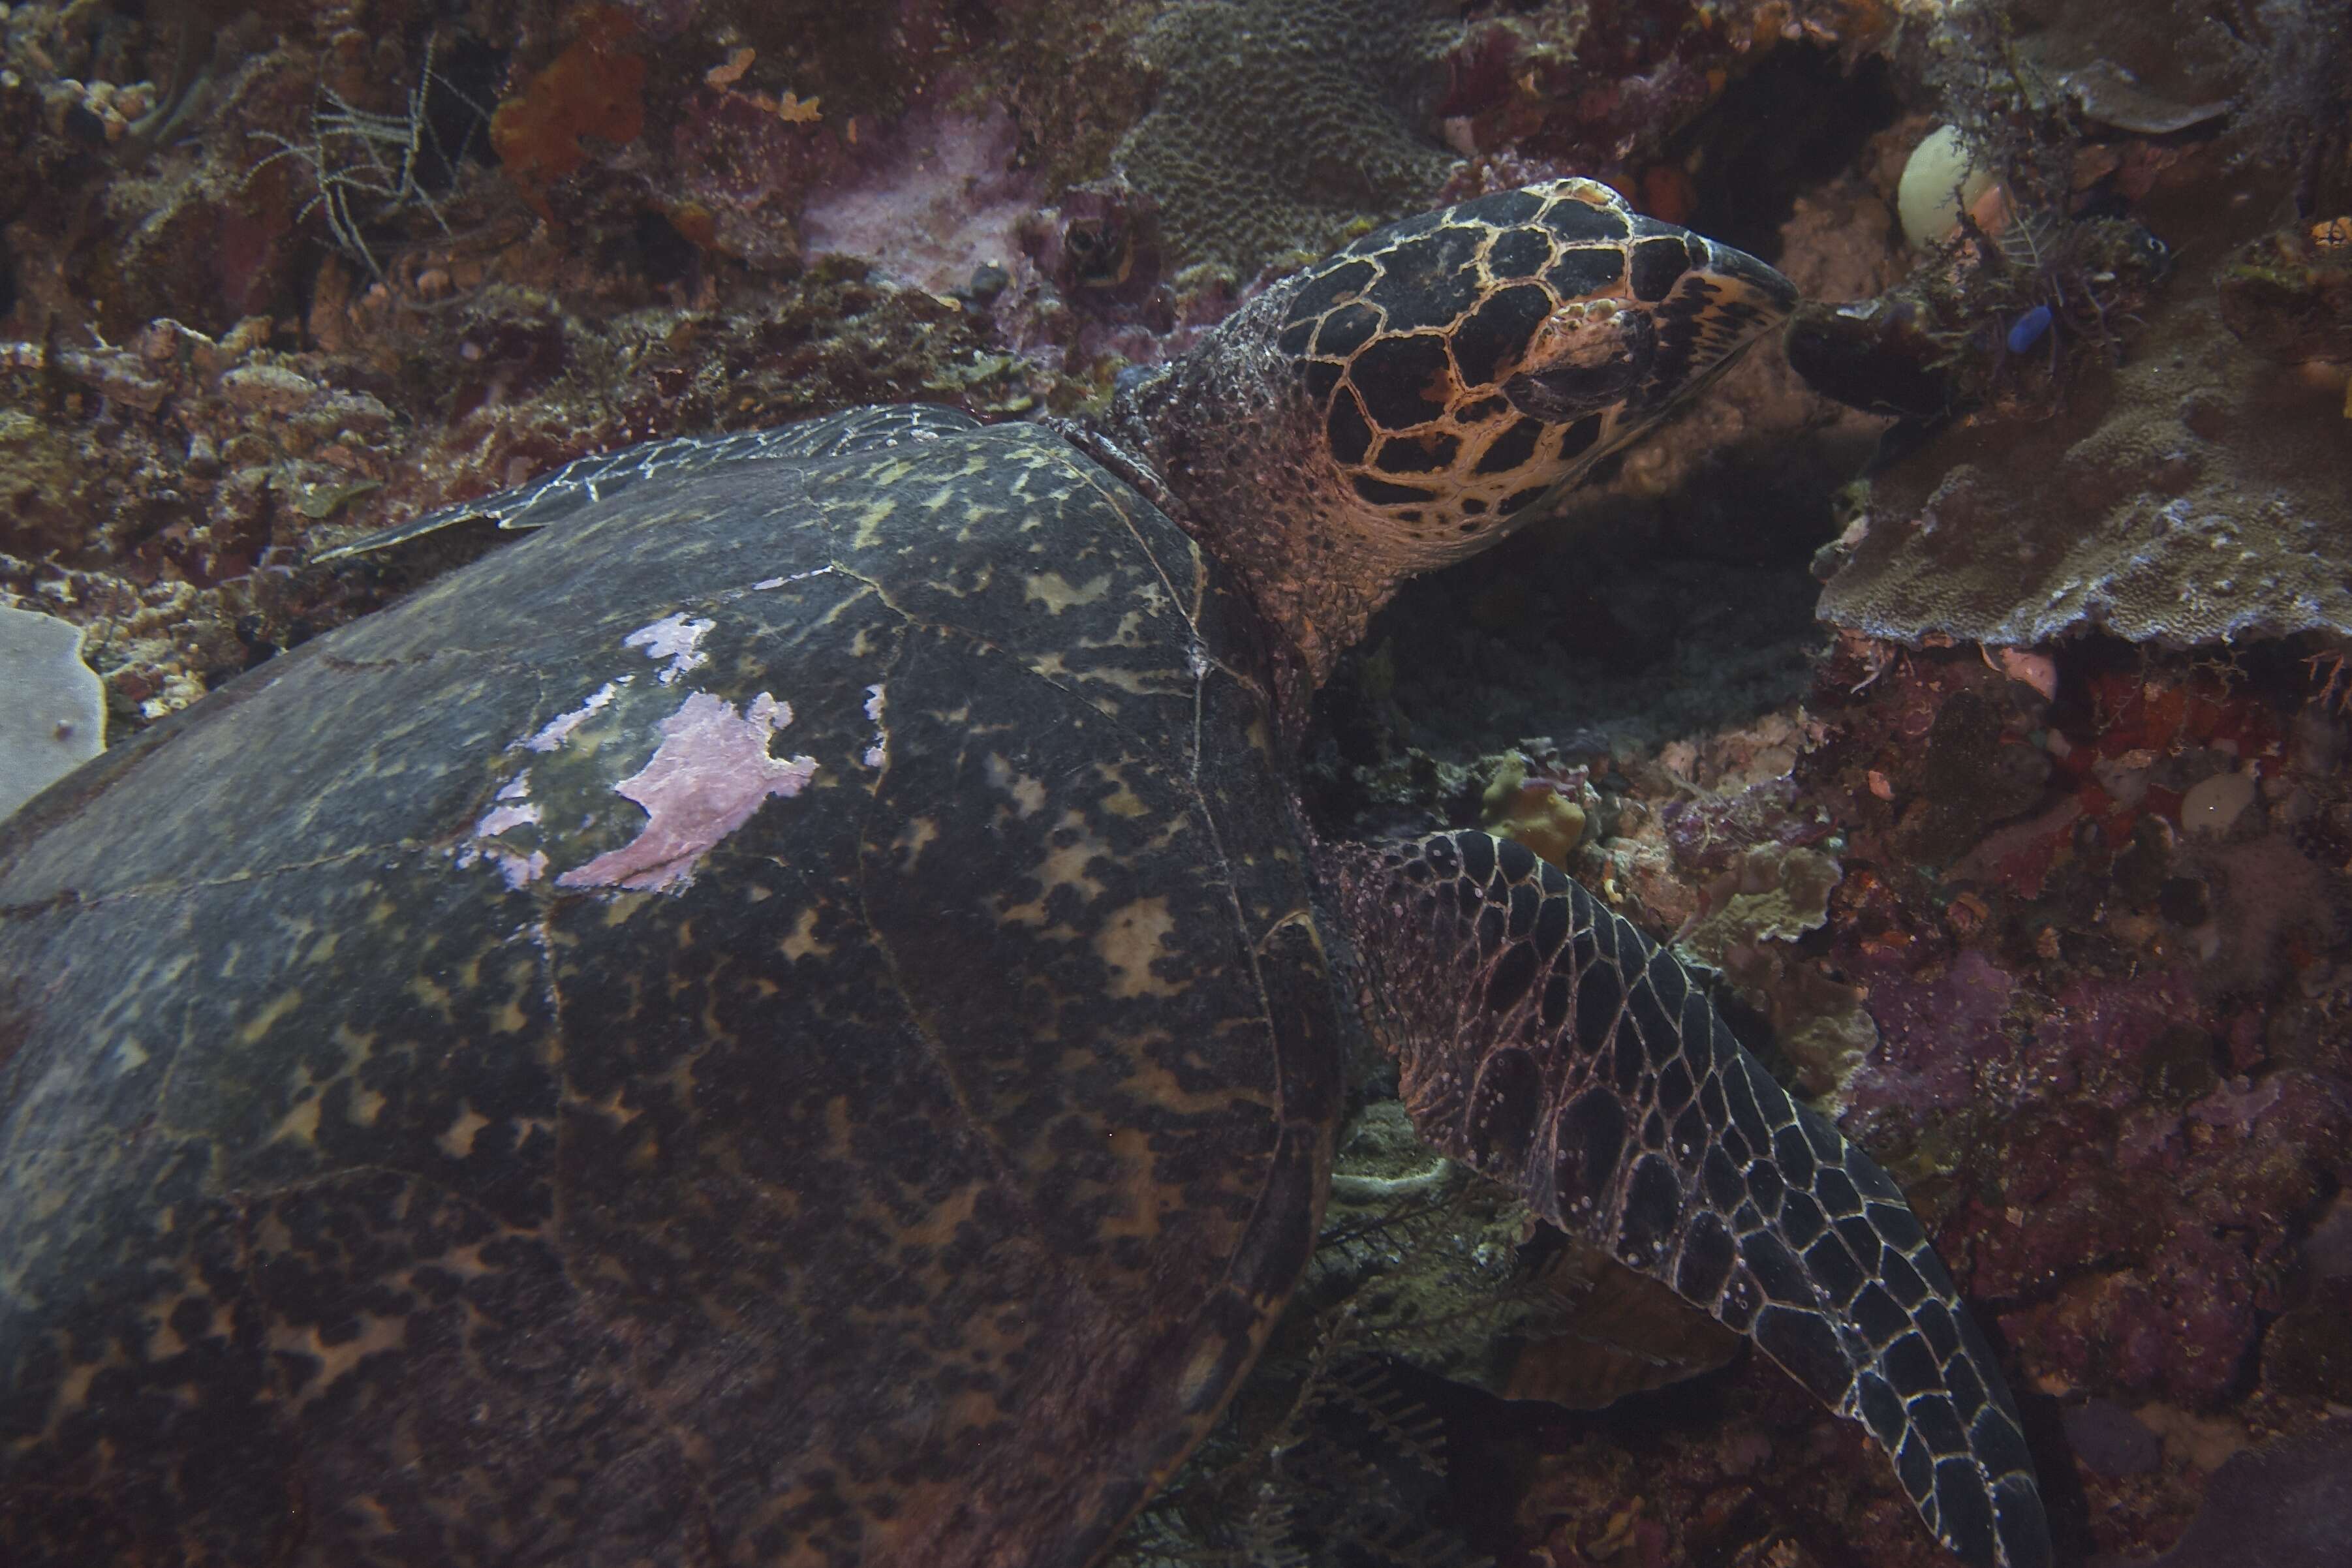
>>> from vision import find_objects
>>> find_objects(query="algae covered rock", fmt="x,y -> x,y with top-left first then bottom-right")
1815,283 -> 2352,647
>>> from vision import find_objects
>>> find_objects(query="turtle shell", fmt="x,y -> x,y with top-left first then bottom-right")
0,408 -> 1346,1565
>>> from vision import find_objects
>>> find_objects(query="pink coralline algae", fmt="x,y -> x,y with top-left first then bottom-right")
1848,942 -> 2348,1406
1840,946 -> 2021,1121
557,692 -> 817,893
1791,642 -> 2352,1422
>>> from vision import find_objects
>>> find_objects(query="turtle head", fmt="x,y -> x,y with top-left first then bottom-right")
1116,179 -> 1797,681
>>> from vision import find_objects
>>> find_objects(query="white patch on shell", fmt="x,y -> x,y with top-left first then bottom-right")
555,692 -> 816,892
474,768 -> 537,835
862,683 -> 889,769
528,679 -> 629,752
474,800 -> 541,838
457,770 -> 549,887
625,613 -> 716,684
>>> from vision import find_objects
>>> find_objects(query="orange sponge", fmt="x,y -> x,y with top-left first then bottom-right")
491,5 -> 647,219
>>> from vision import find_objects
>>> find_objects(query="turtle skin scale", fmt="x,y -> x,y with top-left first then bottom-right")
0,183 -> 2049,1568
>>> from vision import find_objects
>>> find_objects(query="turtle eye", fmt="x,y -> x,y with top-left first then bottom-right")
1501,304 -> 1656,422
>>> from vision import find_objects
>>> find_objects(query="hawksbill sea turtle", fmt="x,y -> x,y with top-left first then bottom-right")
0,179 -> 2049,1568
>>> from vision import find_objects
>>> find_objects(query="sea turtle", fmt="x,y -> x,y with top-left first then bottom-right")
0,178 -> 2049,1568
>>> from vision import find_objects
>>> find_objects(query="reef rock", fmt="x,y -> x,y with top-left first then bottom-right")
1816,281 -> 2352,648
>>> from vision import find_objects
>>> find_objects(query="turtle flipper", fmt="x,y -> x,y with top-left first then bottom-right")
1327,830 -> 2050,1568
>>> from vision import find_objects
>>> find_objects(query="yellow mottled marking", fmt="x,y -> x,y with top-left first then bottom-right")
880,1179 -> 982,1252
1097,898 -> 1183,998
272,1093 -> 322,1146
407,972 -> 453,1021
46,1343 -> 128,1426
780,906 -> 835,960
998,810 -> 1111,925
437,1105 -> 491,1158
274,1312 -> 410,1413
894,816 -> 939,872
1096,764 -> 1150,819
1081,609 -> 1154,650
1023,571 -> 1113,614
141,1282 -> 227,1360
985,754 -> 1047,818
1094,1124 -> 1174,1242
851,497 -> 899,549
1175,1335 -> 1232,1413
236,989 -> 305,1045
576,1084 -> 641,1126
1027,649 -> 1179,696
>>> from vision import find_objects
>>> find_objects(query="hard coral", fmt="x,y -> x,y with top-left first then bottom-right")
1815,281 -> 2352,646
1116,0 -> 1461,279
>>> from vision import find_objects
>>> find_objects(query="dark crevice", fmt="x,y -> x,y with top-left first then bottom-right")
1675,44 -> 1904,264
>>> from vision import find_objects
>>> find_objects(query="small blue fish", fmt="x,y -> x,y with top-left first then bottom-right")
2007,303 -> 2054,354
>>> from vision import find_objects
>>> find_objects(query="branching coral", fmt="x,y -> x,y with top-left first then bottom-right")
248,35 -> 495,280
2207,0 -> 2352,216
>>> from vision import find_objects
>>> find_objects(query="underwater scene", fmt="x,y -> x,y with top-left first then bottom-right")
1,1 -> 2347,1565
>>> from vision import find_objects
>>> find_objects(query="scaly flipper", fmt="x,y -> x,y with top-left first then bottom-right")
1327,829 -> 2050,1568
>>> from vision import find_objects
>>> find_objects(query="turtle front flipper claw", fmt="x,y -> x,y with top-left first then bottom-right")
1328,829 -> 2052,1568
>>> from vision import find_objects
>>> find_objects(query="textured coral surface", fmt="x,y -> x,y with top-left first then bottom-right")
1116,0 -> 1462,278
1817,279 -> 2352,647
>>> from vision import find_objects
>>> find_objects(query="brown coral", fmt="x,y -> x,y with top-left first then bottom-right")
1115,0 -> 1461,279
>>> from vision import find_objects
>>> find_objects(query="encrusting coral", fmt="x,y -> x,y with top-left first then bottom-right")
1115,0 -> 1461,279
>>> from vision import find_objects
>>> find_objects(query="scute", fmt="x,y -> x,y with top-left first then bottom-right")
0,414 -> 1345,1567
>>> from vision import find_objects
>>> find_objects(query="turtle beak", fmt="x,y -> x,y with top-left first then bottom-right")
1633,234 -> 1799,410
1696,235 -> 1802,322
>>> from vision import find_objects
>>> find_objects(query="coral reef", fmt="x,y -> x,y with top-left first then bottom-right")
1115,0 -> 1462,280
1797,0 -> 2352,647
1811,252 -> 2352,646
6,2 -> 2351,1565
489,5 -> 645,222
